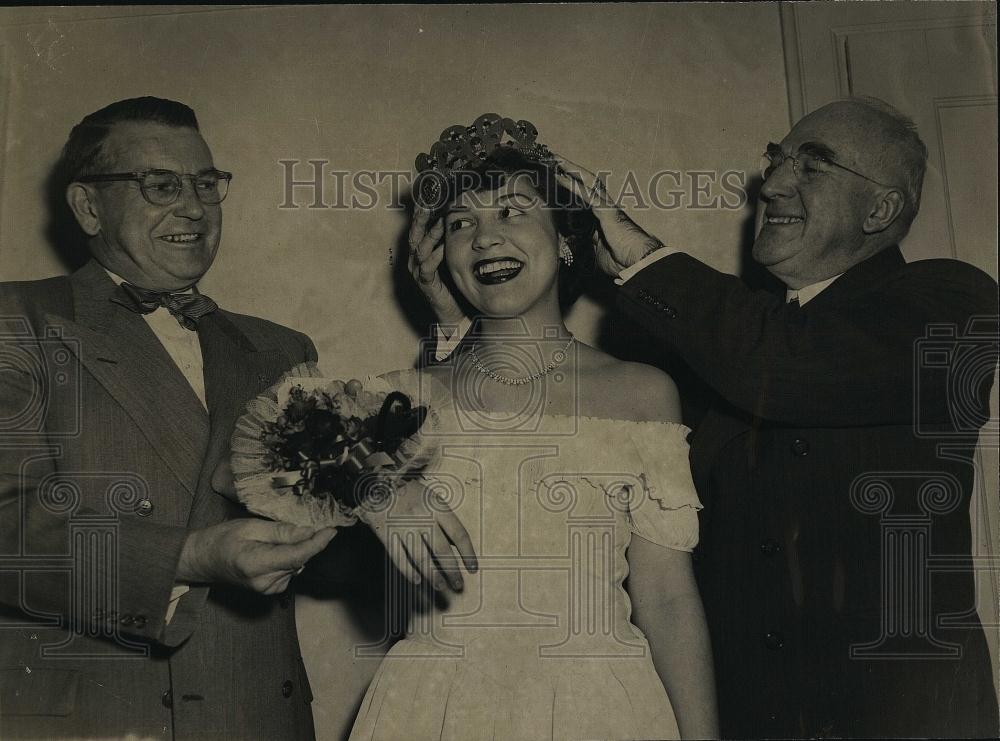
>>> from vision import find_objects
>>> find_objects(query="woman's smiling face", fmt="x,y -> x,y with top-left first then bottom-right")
443,173 -> 562,318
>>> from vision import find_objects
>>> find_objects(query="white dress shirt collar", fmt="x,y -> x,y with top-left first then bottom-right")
785,274 -> 842,305
101,267 -> 196,295
102,267 -> 207,410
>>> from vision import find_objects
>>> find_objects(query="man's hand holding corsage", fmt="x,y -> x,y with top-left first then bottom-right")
222,367 -> 476,593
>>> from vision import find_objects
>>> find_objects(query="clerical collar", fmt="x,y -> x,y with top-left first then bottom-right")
786,274 -> 842,306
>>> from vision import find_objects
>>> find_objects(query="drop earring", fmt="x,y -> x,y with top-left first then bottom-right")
559,242 -> 574,267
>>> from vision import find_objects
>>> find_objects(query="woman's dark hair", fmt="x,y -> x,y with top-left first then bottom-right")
434,147 -> 598,308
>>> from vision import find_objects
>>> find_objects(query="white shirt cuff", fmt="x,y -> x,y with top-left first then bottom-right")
165,584 -> 190,625
433,317 -> 472,361
614,246 -> 680,286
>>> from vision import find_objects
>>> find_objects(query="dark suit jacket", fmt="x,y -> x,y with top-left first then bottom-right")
0,260 -> 318,739
619,246 -> 999,738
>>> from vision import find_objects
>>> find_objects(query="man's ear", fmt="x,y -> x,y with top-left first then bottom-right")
66,183 -> 101,237
862,189 -> 905,234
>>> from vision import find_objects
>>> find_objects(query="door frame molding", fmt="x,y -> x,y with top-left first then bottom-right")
779,2 -> 997,118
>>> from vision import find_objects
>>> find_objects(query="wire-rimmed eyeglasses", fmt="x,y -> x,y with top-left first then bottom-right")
760,143 -> 893,188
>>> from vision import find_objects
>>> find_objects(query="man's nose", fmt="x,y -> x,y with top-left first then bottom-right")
760,158 -> 797,200
172,180 -> 206,219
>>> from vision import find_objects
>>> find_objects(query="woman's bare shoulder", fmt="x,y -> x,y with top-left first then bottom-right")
577,345 -> 682,424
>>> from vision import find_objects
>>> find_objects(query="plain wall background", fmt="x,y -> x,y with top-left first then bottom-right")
0,4 -> 788,370
0,5 -> 790,738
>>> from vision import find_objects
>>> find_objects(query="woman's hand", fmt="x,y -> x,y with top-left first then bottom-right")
408,206 -> 466,327
551,153 -> 665,276
358,476 -> 478,593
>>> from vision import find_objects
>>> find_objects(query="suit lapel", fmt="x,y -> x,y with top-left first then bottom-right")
55,261 -> 210,497
189,311 -> 292,528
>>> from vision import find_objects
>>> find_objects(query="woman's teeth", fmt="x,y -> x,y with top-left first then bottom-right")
477,259 -> 521,276
475,259 -> 524,284
161,234 -> 201,243
765,216 -> 803,224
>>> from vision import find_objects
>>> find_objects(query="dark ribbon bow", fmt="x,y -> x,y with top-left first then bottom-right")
113,282 -> 218,330
276,392 -> 430,507
375,392 -> 427,454
342,392 -> 428,475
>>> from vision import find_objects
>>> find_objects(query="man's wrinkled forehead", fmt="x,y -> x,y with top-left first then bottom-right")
100,121 -> 213,171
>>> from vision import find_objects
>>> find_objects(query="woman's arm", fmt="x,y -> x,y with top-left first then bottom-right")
610,360 -> 717,736
628,536 -> 719,739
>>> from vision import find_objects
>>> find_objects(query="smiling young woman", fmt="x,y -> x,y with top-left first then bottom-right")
337,118 -> 719,741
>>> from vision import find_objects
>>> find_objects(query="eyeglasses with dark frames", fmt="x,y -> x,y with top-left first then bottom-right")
78,169 -> 232,206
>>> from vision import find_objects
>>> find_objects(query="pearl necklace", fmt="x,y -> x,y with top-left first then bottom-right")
468,336 -> 576,386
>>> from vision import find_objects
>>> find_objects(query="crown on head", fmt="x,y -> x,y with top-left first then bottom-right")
414,114 -> 555,206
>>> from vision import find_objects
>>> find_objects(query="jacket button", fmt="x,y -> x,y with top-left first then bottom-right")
759,539 -> 781,557
790,438 -> 810,456
281,680 -> 294,698
135,499 -> 154,517
764,630 -> 785,650
119,614 -> 133,626
133,615 -> 147,629
162,690 -> 173,709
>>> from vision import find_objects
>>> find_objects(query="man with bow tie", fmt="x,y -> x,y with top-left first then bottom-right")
0,97 -> 475,739
0,96 -> 333,739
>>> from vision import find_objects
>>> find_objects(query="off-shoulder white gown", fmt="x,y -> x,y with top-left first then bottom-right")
347,373 -> 702,741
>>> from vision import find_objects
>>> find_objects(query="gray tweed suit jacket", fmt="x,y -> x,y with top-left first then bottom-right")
0,259 -> 318,739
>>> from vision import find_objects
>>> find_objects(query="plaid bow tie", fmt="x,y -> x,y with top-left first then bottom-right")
113,282 -> 218,330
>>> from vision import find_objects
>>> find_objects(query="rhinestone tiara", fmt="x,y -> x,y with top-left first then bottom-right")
414,114 -> 555,206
